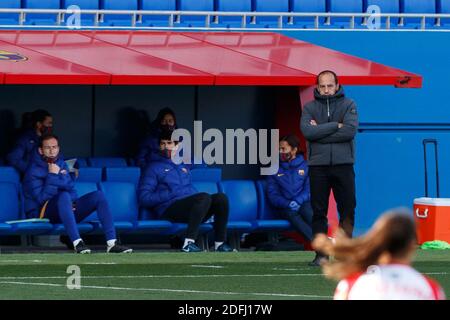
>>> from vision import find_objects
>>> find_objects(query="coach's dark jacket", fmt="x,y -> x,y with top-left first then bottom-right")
300,87 -> 358,166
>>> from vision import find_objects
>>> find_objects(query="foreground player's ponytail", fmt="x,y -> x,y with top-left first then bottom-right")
312,209 -> 417,280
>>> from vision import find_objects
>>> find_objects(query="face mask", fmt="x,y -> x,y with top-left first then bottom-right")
40,125 -> 52,135
43,155 -> 58,164
160,148 -> 173,159
280,152 -> 292,162
160,124 -> 175,132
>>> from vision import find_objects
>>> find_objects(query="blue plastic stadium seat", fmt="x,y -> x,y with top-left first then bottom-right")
88,157 -> 128,168
438,0 -> 450,26
62,0 -> 100,27
105,167 -> 141,185
73,182 -> 99,221
178,0 -> 214,27
192,181 -> 218,194
328,0 -> 363,28
218,180 -> 255,233
253,180 -> 291,231
23,0 -> 61,26
75,158 -> 88,168
0,0 -> 21,26
101,0 -> 138,26
401,0 -> 436,28
252,0 -> 289,28
215,0 -> 252,28
289,0 -> 326,28
190,168 -> 222,182
365,0 -> 400,28
0,182 -> 53,235
98,182 -> 137,232
0,166 -> 20,185
139,0 -> 176,27
76,167 -> 102,183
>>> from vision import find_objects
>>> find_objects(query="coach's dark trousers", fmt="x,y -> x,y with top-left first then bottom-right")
309,164 -> 356,238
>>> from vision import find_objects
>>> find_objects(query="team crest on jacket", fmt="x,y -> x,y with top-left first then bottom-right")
0,50 -> 28,62
181,168 -> 188,173
298,170 -> 305,176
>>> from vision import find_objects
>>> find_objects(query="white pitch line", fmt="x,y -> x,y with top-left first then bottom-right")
191,265 -> 224,269
0,273 -> 325,280
0,281 -> 332,299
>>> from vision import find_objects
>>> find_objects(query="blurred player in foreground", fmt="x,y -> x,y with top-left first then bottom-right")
312,208 -> 446,300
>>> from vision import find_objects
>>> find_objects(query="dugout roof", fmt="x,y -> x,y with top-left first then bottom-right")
0,30 -> 421,88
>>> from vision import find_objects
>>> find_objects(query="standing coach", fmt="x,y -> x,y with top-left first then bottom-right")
300,70 -> 358,267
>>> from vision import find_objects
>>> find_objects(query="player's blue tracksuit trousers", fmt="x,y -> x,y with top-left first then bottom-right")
45,191 -> 116,242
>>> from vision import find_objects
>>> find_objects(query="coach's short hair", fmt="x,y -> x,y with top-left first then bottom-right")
316,70 -> 339,85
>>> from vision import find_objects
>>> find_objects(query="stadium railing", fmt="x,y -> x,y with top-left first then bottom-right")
0,8 -> 449,30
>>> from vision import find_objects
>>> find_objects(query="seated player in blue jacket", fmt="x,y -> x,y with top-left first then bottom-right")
135,107 -> 178,170
7,109 -> 53,175
138,130 -> 234,253
266,134 -> 313,242
22,134 -> 132,254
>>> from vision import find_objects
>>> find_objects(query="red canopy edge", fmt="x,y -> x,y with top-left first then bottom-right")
0,30 -> 422,88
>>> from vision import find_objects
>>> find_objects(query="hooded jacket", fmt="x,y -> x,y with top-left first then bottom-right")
138,153 -> 197,217
6,129 -> 40,174
266,154 -> 310,209
23,152 -> 77,218
300,87 -> 358,166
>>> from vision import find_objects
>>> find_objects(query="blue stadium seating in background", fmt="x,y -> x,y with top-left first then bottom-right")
76,167 -> 102,183
23,0 -> 60,25
100,0 -> 138,26
190,167 -> 222,182
216,0 -> 252,28
438,0 -> 450,26
252,0 -> 289,28
74,181 -> 99,222
365,0 -> 400,27
0,0 -> 20,26
253,180 -> 291,232
0,167 -> 53,235
88,157 -> 128,168
219,180 -> 255,248
139,0 -> 176,27
105,167 -> 141,185
328,0 -> 364,28
178,0 -> 214,27
98,182 -> 137,232
401,0 -> 436,28
62,0 -> 100,26
289,0 -> 326,28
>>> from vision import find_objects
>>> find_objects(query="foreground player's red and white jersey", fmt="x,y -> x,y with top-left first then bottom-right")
334,264 -> 446,300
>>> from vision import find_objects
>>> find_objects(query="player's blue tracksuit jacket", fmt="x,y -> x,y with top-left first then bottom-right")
266,154 -> 311,209
138,154 -> 198,218
6,129 -> 40,174
23,153 -> 77,218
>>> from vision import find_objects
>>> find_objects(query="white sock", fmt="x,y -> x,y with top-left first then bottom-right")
215,242 -> 224,250
183,238 -> 195,248
107,239 -> 117,247
72,238 -> 82,247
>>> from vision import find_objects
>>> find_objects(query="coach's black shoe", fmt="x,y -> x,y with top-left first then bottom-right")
215,243 -> 236,252
107,241 -> 133,253
74,241 -> 91,254
308,253 -> 329,267
60,235 -> 74,250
